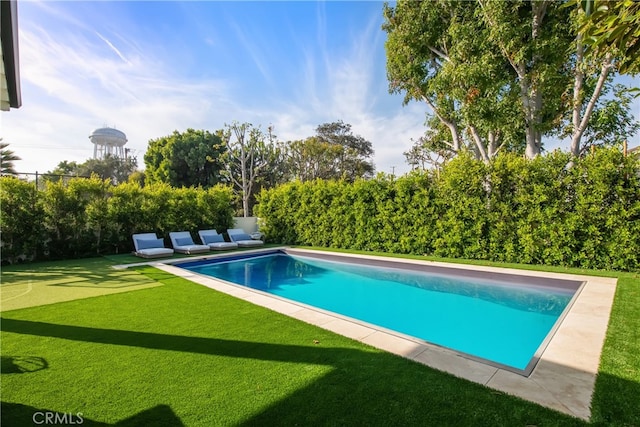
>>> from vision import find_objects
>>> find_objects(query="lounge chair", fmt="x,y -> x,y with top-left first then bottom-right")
132,233 -> 174,259
198,230 -> 238,251
169,231 -> 210,255
227,228 -> 264,247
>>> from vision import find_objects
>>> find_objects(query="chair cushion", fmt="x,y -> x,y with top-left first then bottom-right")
232,232 -> 253,241
203,234 -> 224,244
136,238 -> 164,250
175,236 -> 194,246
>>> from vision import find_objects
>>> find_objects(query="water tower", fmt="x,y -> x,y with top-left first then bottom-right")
89,127 -> 127,159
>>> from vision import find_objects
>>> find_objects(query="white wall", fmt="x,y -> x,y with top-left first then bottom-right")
233,217 -> 258,233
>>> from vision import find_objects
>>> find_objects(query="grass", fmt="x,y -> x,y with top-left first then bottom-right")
0,258 -> 161,311
590,274 -> 640,424
1,249 -> 639,426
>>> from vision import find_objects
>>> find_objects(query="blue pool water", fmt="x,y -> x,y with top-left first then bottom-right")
183,252 -> 576,371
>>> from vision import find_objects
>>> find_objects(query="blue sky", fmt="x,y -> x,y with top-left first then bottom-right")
2,1 -> 639,176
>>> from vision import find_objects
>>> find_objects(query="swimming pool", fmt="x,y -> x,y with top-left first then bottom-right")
180,249 -> 584,374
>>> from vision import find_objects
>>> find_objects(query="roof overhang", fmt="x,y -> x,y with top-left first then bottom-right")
1,0 -> 22,111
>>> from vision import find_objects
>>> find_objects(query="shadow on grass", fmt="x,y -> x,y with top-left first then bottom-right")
0,258 -> 156,296
1,356 -> 48,374
0,258 -> 144,284
0,401 -> 183,426
591,372 -> 640,425
47,282 -> 152,289
1,317 -> 590,426
0,317 -> 367,364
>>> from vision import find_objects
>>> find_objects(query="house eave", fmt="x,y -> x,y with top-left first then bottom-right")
1,0 -> 22,110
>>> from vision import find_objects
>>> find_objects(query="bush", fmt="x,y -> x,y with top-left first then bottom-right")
0,177 -> 235,262
0,177 -> 43,263
256,147 -> 640,271
40,176 -> 110,259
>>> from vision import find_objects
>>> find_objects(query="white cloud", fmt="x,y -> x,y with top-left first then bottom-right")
95,32 -> 131,65
3,23 -> 237,172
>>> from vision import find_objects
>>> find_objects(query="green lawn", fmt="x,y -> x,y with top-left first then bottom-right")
0,258 -> 162,311
1,252 -> 638,426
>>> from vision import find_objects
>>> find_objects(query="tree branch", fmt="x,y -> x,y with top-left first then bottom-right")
428,45 -> 450,62
577,53 -> 614,137
421,95 -> 461,151
468,124 -> 490,163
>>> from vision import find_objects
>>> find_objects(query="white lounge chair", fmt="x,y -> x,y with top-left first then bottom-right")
132,233 -> 174,259
198,230 -> 238,251
169,231 -> 210,255
227,228 -> 264,247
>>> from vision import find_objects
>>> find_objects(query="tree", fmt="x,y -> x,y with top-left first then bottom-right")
563,0 -> 640,156
386,0 -> 629,160
255,138 -> 290,190
47,160 -> 80,177
282,122 -> 375,181
384,1 -> 467,156
404,117 -> 458,170
286,137 -> 346,181
314,121 -> 375,180
383,1 -> 527,163
217,122 -> 271,217
0,140 -> 21,176
77,155 -> 138,185
45,157 -> 137,185
560,83 -> 639,155
566,0 -> 613,157
238,127 -> 291,214
144,129 -> 226,188
477,1 -> 573,158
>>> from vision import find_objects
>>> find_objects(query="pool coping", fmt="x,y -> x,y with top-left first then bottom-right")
122,247 -> 617,420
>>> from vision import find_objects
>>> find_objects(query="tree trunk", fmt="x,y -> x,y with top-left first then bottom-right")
487,131 -> 502,158
570,51 -> 613,156
240,149 -> 249,217
524,1 -> 547,158
570,34 -> 586,157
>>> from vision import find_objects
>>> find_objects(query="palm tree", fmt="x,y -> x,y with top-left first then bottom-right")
0,139 -> 21,176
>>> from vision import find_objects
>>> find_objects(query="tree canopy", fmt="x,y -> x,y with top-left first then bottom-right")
47,160 -> 79,177
576,0 -> 640,75
280,121 -> 375,182
384,0 -> 637,165
314,121 -> 375,181
144,128 -> 225,188
383,1 -> 538,162
46,156 -> 137,185
77,155 -> 138,185
216,122 -> 273,217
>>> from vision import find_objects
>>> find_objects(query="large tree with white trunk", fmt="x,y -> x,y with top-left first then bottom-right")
385,0 -> 637,164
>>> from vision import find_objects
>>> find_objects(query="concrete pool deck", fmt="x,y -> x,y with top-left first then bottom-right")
129,248 -> 617,420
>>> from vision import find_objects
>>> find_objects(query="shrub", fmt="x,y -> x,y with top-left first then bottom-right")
256,147 -> 640,271
0,177 -> 235,262
0,177 -> 43,263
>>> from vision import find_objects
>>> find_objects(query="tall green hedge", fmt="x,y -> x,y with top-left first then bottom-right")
256,148 -> 640,271
0,177 -> 235,263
